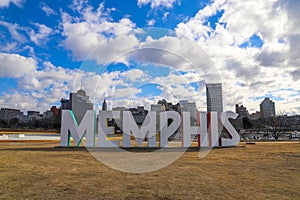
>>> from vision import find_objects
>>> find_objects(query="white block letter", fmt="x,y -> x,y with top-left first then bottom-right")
182,112 -> 208,147
160,111 -> 181,147
98,111 -> 121,147
60,110 -> 96,147
219,111 -> 240,146
208,112 -> 219,147
123,111 -> 156,147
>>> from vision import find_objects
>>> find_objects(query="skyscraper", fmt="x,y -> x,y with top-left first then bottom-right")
151,104 -> 164,134
179,100 -> 198,126
260,97 -> 275,118
61,88 -> 94,123
206,83 -> 223,113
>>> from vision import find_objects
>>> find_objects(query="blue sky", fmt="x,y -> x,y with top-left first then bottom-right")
0,0 -> 299,114
0,0 -> 209,69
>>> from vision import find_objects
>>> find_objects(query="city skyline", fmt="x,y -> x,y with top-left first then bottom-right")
0,85 -> 285,116
0,87 -> 286,118
1,87 -> 299,137
0,0 -> 299,115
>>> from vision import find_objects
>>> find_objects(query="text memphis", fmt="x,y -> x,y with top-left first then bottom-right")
60,110 -> 240,147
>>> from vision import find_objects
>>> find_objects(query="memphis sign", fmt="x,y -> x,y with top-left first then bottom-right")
60,110 -> 240,148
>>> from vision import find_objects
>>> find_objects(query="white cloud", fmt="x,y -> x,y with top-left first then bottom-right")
59,1 -> 218,111
121,69 -> 149,82
0,20 -> 27,43
0,0 -> 23,8
0,53 -> 37,78
40,2 -> 56,16
149,71 -> 206,110
0,20 -> 53,47
163,12 -> 169,21
111,88 -> 142,99
61,2 -> 137,63
0,54 -> 131,111
137,0 -> 178,9
70,0 -> 89,13
60,1 -> 224,111
134,36 -> 218,82
147,19 -> 155,26
2,0 -> 299,115
23,45 -> 35,58
62,25 -> 139,63
174,0 -> 300,114
0,42 -> 18,52
29,23 -> 53,46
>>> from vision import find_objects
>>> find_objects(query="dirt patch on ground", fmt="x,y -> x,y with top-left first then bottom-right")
0,142 -> 299,199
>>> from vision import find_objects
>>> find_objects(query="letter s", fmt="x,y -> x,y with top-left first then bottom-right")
219,111 -> 240,147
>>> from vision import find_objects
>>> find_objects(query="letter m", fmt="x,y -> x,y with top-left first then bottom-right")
60,110 -> 96,147
123,111 -> 156,147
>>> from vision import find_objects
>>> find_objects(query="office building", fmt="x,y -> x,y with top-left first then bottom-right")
27,111 -> 40,117
235,104 -> 249,118
129,106 -> 148,126
249,111 -> 261,120
0,108 -> 23,121
44,106 -> 60,118
112,107 -> 128,134
151,104 -> 164,112
151,99 -> 198,139
260,97 -> 275,118
60,98 -> 70,110
151,104 -> 164,133
61,88 -> 94,123
156,99 -> 181,112
179,100 -> 198,126
206,83 -> 223,113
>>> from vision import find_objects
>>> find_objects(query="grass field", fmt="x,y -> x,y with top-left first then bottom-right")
0,142 -> 299,199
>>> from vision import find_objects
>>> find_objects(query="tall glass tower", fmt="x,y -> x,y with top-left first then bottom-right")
206,83 -> 223,113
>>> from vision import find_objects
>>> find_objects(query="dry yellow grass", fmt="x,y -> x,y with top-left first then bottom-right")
0,142 -> 299,199
0,130 -> 59,135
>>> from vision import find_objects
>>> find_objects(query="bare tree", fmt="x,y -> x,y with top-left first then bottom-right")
259,114 -> 287,140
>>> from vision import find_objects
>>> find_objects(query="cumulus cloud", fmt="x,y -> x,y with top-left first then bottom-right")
52,0 -> 300,114
29,23 -> 53,46
255,49 -> 286,67
0,20 -> 53,47
0,0 -> 23,8
137,0 -> 178,9
2,0 -> 299,114
61,2 -> 137,63
147,19 -> 155,26
150,71 -> 206,109
0,20 -> 27,43
0,54 -> 134,111
0,53 -> 37,78
121,69 -> 149,82
40,2 -> 56,16
61,1 -> 216,73
0,42 -> 18,52
135,36 -> 218,82
174,0 -> 300,114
